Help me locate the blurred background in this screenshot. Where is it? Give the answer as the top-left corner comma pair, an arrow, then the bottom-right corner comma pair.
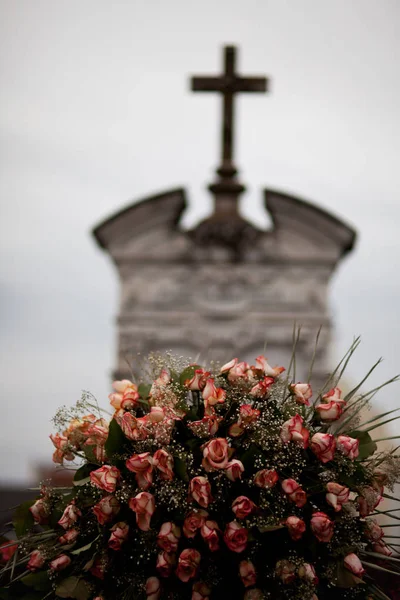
0,0 -> 399,488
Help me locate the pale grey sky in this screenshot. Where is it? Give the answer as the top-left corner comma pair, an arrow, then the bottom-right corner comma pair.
1,0 -> 399,482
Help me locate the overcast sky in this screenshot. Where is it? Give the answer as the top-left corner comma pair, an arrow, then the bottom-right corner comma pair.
1,0 -> 399,483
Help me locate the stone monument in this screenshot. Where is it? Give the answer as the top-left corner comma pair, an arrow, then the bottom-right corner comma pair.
93,46 -> 356,385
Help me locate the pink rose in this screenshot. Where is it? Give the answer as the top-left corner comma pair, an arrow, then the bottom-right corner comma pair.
202,438 -> 230,471
58,502 -> 82,530
289,383 -> 312,406
86,418 -> 109,445
239,560 -> 257,587
27,550 -> 45,571
109,379 -> 139,411
298,563 -> 318,585
310,433 -> 336,463
58,529 -> 79,545
183,509 -> 208,538
148,406 -> 165,423
50,433 -> 74,463
372,540 -> 392,556
200,520 -> 220,552
357,486 -> 382,517
224,521 -> 248,553
153,449 -> 174,481
254,468 -> 278,489
90,465 -> 120,493
255,355 -> 285,377
118,412 -> 149,441
249,376 -> 275,398
157,521 -> 181,553
176,548 -> 201,582
326,482 -> 350,512
146,576 -> 161,600
226,361 -> 250,382
0,542 -> 17,563
364,519 -> 384,542
310,512 -> 334,542
315,400 -> 343,421
90,557 -> 106,579
126,452 -> 154,490
285,516 -> 306,541
202,379 -> 226,408
184,369 -> 210,391
337,435 -> 359,460
189,414 -> 222,437
129,492 -> 155,531
189,476 -> 213,508
156,551 -> 176,578
29,498 -> 50,524
343,553 -> 365,577
281,479 -> 307,508
220,358 -> 238,373
322,387 -> 345,404
192,581 -> 211,600
225,459 -> 244,482
93,495 -> 120,525
280,414 -> 309,449
49,554 -> 71,571
239,404 -> 261,424
275,559 -> 296,584
232,496 -> 256,520
108,521 -> 129,550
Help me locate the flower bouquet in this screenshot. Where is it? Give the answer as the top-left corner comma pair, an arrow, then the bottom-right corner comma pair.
1,343 -> 400,600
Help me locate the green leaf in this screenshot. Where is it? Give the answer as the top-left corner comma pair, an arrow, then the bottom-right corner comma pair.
138,383 -> 151,401
333,563 -> 364,588
347,430 -> 378,460
71,537 -> 98,555
73,463 -> 98,483
12,499 -> 35,538
257,524 -> 284,533
72,476 -> 91,487
174,456 -> 189,482
104,418 -> 126,458
21,571 -> 51,592
55,576 -> 90,600
179,365 -> 202,386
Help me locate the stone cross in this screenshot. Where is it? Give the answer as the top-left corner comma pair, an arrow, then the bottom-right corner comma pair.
191,46 -> 268,188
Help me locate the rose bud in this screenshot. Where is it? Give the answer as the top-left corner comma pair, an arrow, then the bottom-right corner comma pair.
322,387 -> 345,404
86,418 -> 109,446
326,482 -> 350,512
90,464 -> 120,493
364,519 -> 384,542
200,520 -> 220,552
126,452 -> 154,490
156,551 -> 176,578
192,581 -> 211,600
153,449 -> 174,481
239,560 -> 257,588
225,361 -> 250,382
90,557 -> 106,579
281,479 -> 307,508
244,590 -> 264,600
310,512 -> 334,542
357,486 -> 382,517
27,549 -> 45,571
275,559 -> 296,584
93,494 -> 120,525
108,521 -> 129,550
337,435 -> 359,460
202,438 -> 230,471
183,509 -> 208,538
315,400 -> 343,421
176,548 -> 201,583
146,576 -> 161,600
239,404 -> 261,424
232,496 -> 256,520
58,528 -> 79,545
49,554 -> 71,571
310,433 -> 336,463
109,379 -> 139,411
148,406 -> 165,423
228,422 -> 245,437
343,553 -> 365,577
0,541 -> 17,563
202,379 -> 226,408
224,521 -> 248,553
285,516 -> 306,541
254,468 -> 278,489
255,355 -> 285,377
280,414 -> 309,449
157,522 -> 181,553
220,358 -> 238,373
372,540 -> 392,556
185,369 -> 210,391
225,459 -> 244,482
188,476 -> 213,508
189,414 -> 222,437
249,376 -> 275,398
129,492 -> 155,531
58,502 -> 82,530
29,498 -> 49,524
289,383 -> 312,406
298,563 -> 319,585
